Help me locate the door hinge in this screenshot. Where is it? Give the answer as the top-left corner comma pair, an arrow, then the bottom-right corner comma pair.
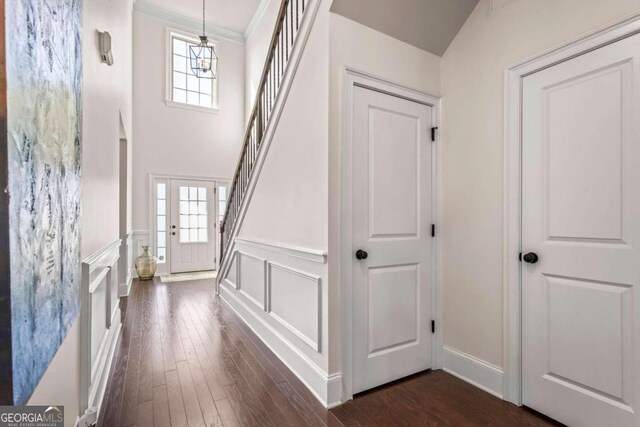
519,252 -> 522,262
431,127 -> 438,142
431,224 -> 435,237
431,320 -> 435,334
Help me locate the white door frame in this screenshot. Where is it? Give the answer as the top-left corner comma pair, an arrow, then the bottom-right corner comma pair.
149,173 -> 230,275
503,11 -> 640,405
339,67 -> 442,402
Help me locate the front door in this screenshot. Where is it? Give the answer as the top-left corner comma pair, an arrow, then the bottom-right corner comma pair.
521,33 -> 640,426
169,179 -> 216,273
352,86 -> 433,394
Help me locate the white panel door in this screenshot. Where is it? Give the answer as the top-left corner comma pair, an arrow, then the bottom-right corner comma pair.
352,86 -> 433,394
522,33 -> 640,427
169,179 -> 216,273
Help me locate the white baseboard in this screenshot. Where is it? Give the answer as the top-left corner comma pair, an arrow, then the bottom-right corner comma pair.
442,346 -> 504,399
220,286 -> 340,408
120,274 -> 133,297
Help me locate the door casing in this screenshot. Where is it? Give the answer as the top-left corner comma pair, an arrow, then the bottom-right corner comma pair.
339,68 -> 442,402
503,11 -> 640,405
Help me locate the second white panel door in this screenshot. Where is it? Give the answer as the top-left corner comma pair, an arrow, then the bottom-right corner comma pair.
169,179 -> 216,273
521,33 -> 640,427
352,86 -> 433,394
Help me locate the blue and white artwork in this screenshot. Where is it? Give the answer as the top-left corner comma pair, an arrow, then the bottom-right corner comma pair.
6,0 -> 83,405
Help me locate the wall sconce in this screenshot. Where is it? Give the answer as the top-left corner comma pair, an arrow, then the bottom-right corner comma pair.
99,31 -> 114,66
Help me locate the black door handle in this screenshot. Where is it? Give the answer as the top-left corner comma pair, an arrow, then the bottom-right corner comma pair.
171,232 -> 176,236
355,250 -> 368,260
522,252 -> 539,264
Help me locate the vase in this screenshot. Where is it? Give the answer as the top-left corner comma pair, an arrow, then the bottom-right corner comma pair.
135,246 -> 158,280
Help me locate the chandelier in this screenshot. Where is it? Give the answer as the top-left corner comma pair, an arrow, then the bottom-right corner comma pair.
190,0 -> 218,79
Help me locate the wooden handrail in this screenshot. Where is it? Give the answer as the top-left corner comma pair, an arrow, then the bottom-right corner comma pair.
220,0 -> 307,261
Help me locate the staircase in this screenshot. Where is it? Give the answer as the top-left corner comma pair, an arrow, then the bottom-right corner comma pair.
220,0 -> 310,263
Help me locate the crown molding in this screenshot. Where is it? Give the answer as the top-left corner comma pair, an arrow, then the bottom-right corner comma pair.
244,0 -> 272,40
133,1 -> 245,43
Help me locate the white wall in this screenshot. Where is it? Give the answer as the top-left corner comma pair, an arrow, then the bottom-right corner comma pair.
327,13 -> 441,375
440,0 -> 640,369
244,0 -> 281,121
132,12 -> 246,235
27,0 -> 134,424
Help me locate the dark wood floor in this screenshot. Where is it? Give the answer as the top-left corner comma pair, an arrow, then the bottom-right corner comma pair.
99,278 -> 561,427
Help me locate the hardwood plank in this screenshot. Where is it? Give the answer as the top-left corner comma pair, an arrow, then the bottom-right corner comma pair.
157,283 -> 180,370
181,333 -> 223,426
216,304 -> 341,426
152,385 -> 171,427
223,382 -> 274,427
138,283 -> 154,403
176,360 -> 206,427
192,342 -> 231,401
150,286 -> 166,386
136,400 -> 153,427
122,285 -> 147,425
277,381 -> 326,427
166,369 -> 188,427
99,348 -> 128,427
214,399 -> 241,427
229,342 -> 310,426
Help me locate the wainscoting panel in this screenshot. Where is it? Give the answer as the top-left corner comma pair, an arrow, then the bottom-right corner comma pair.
219,238 -> 339,407
268,262 -> 321,351
80,240 -> 123,416
238,252 -> 267,309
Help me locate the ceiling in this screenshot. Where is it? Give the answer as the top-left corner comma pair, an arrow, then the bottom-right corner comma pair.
330,0 -> 479,56
140,0 -> 264,34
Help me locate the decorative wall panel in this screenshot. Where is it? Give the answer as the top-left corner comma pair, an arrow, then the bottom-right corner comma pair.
6,0 -> 83,405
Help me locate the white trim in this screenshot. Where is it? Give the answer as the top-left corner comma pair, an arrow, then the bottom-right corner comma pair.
164,99 -> 219,114
216,0 -> 323,283
503,11 -> 640,405
133,1 -> 245,43
220,286 -> 340,407
338,67 -> 442,402
443,346 -> 504,399
244,0 -> 272,40
234,237 -> 327,264
80,240 -> 123,421
119,233 -> 133,296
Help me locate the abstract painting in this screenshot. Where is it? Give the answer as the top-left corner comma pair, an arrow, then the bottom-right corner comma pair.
6,0 -> 83,405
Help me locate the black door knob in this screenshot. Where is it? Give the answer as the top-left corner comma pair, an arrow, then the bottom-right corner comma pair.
355,250 -> 368,260
522,252 -> 539,264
